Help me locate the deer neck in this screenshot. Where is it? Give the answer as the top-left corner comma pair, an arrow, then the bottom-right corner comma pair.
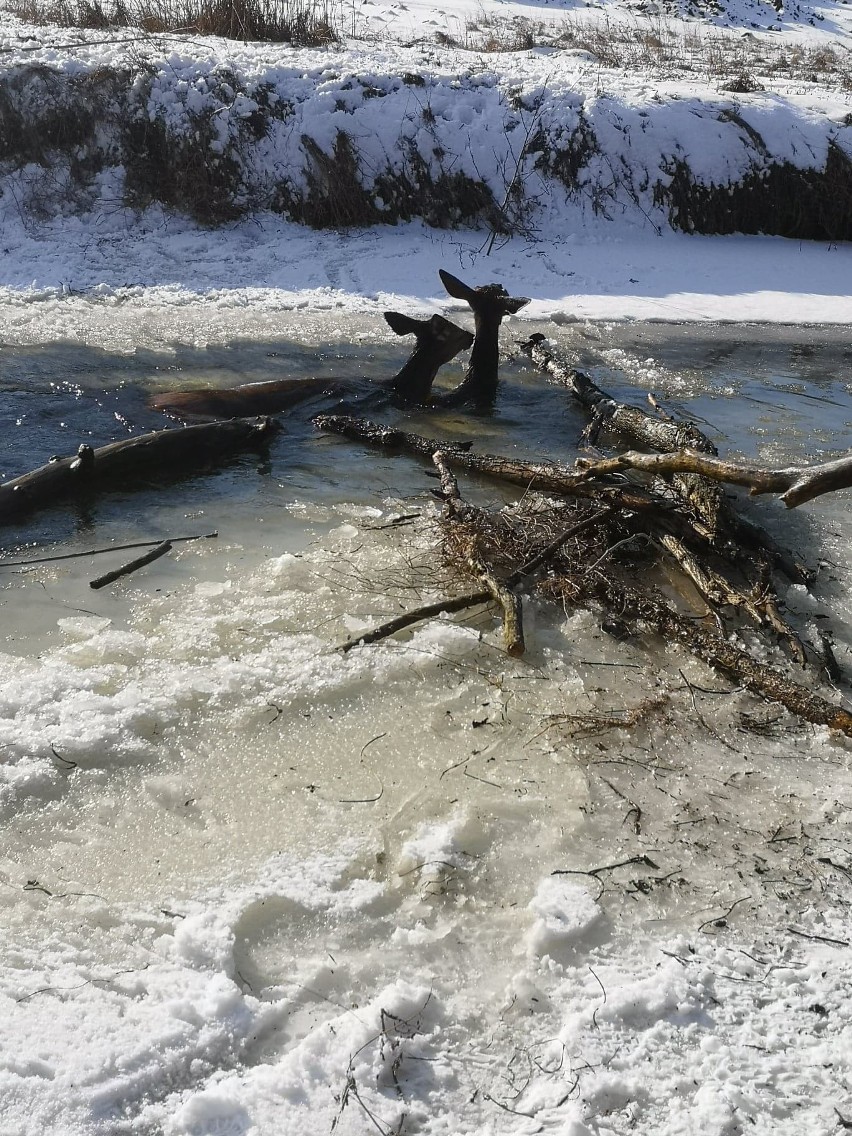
441,314 -> 502,406
469,314 -> 501,380
388,342 -> 442,404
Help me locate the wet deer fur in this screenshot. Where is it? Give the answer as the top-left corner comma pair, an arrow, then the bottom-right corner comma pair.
436,270 -> 530,408
151,312 -> 473,420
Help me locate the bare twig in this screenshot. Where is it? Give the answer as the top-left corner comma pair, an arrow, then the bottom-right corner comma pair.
338,734 -> 387,803
89,541 -> 173,589
697,895 -> 751,933
554,854 -> 660,879
1,531 -> 217,569
588,965 -> 607,1029
50,745 -> 77,770
338,778 -> 384,805
339,590 -> 492,652
678,669 -> 742,754
787,927 -> 850,947
463,767 -> 504,789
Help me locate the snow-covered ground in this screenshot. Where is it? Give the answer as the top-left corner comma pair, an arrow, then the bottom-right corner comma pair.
2,215 -> 851,346
2,0 -> 852,306
2,0 -> 852,1133
3,468 -> 852,1136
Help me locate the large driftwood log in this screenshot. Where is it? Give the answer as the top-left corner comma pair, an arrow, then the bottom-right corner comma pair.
520,334 -> 724,538
0,418 -> 278,524
313,414 -> 656,510
520,334 -> 717,455
578,449 -> 852,509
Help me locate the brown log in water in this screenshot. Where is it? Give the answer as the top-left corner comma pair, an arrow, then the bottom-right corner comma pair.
0,417 -> 278,524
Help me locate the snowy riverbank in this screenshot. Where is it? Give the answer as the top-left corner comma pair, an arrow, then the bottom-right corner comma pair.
2,0 -> 852,241
1,215 -> 851,347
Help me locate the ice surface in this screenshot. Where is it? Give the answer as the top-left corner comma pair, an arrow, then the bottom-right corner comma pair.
1,469 -> 851,1133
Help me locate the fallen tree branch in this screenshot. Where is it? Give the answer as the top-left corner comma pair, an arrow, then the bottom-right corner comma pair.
520,334 -> 717,456
432,450 -> 462,504
0,418 -> 278,525
0,531 -> 218,569
551,572 -> 852,737
658,533 -> 806,663
89,540 -> 172,589
471,554 -> 525,657
316,414 -> 585,492
314,414 -> 656,510
577,448 -> 852,508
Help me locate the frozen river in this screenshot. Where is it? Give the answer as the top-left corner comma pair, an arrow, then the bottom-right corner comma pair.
1,316 -> 852,1136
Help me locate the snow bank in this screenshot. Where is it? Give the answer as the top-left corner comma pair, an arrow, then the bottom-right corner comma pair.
1,17 -> 850,239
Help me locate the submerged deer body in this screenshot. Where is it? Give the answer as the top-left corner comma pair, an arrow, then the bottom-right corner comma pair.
150,376 -> 338,420
151,312 -> 473,421
436,270 -> 530,408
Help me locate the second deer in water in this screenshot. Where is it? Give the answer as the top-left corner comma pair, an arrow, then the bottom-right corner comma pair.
151,311 -> 473,420
436,270 -> 530,408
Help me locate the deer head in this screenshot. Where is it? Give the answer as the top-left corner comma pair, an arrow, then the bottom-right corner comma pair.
384,311 -> 474,403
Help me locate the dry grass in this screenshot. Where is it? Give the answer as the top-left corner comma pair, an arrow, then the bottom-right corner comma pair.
446,10 -> 852,91
6,0 -> 339,43
6,0 -> 849,88
559,17 -> 852,90
462,13 -> 544,53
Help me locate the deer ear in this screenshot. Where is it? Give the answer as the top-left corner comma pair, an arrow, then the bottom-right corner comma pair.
439,270 -> 477,303
504,296 -> 531,314
384,311 -> 424,337
430,315 -> 474,348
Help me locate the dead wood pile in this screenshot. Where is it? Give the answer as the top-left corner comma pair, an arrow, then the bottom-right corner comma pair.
315,336 -> 852,738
